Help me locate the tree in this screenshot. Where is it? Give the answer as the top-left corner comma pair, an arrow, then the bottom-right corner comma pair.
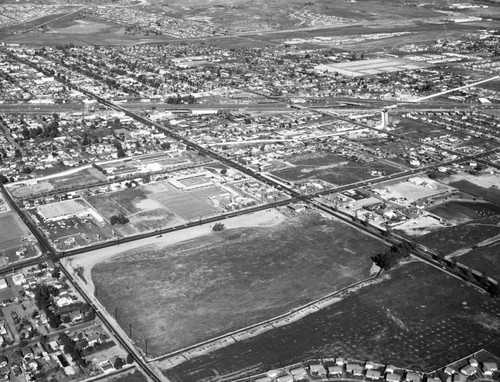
58,333 -> 87,368
449,257 -> 458,269
14,149 -> 22,158
126,353 -> 134,364
463,267 -> 474,282
113,357 -> 124,370
487,283 -> 500,298
371,252 -> 398,271
19,339 -> 29,348
212,222 -> 225,232
51,268 -> 61,279
0,175 -> 8,184
82,134 -> 91,146
110,215 -> 129,225
62,315 -> 71,324
34,284 -> 62,329
117,147 -> 126,158
371,242 -> 413,271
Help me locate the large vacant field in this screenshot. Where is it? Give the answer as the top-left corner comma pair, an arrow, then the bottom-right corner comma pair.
272,152 -> 400,187
48,16 -> 122,34
0,212 -> 27,244
92,211 -> 385,357
164,262 -> 500,382
317,58 -> 426,77
0,211 -> 40,264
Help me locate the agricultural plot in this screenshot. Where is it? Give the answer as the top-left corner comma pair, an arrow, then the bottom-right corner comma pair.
449,179 -> 500,206
458,242 -> 500,278
110,369 -> 148,382
393,118 -> 447,138
415,215 -> 500,255
430,200 -> 500,224
92,211 -> 385,357
164,262 -> 500,382
395,118 -> 497,153
271,152 -> 401,188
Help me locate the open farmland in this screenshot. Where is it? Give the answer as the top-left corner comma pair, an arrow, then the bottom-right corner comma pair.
111,369 -> 148,382
458,241 -> 500,277
396,118 -> 497,154
272,152 -> 401,187
430,200 -> 500,224
414,215 -> 500,255
450,179 -> 500,206
92,210 -> 385,357
163,262 -> 500,382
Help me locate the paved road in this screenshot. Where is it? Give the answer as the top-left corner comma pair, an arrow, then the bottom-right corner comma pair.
60,260 -> 167,382
0,185 -> 166,382
412,76 -> 500,103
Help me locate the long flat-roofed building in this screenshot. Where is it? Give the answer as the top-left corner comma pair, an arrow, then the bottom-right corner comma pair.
37,199 -> 104,223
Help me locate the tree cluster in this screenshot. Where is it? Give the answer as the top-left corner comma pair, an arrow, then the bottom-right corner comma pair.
166,94 -> 196,104
34,284 -> 61,329
58,333 -> 89,369
113,140 -> 126,158
371,242 -> 415,271
110,215 -> 130,225
212,222 -> 226,232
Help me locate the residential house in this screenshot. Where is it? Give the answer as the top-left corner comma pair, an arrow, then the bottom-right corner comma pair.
290,367 -> 308,380
405,371 -> 422,382
366,370 -> 382,380
482,362 -> 498,376
309,364 -> 327,377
